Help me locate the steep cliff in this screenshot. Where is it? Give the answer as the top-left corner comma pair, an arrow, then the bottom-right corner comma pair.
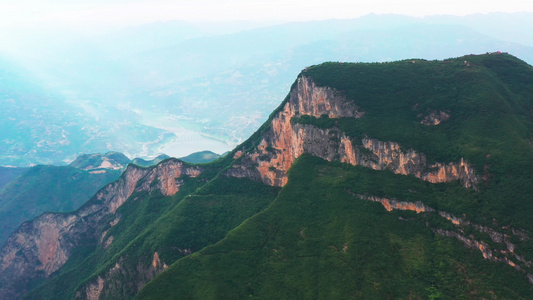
0,159 -> 202,300
228,75 -> 479,189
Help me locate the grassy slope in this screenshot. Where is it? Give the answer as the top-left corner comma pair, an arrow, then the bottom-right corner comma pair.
137,155 -> 533,299
0,165 -> 121,245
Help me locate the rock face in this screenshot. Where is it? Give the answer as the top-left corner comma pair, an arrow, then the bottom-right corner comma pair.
227,76 -> 364,186
358,195 -> 434,214
420,110 -> 451,125
0,159 -> 201,300
76,252 -> 168,300
228,76 -> 479,189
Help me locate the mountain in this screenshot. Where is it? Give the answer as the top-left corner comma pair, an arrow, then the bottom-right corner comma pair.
178,150 -> 222,164
136,53 -> 533,299
132,152 -> 222,166
1,53 -> 533,299
131,154 -> 171,167
68,152 -> 131,171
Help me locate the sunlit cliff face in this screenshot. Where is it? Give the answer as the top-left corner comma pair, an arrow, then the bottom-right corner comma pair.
228,76 -> 479,189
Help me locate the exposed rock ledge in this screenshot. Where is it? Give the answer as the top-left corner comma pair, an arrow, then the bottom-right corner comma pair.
227,76 -> 478,189
356,193 -> 533,284
420,110 -> 451,125
0,159 -> 201,300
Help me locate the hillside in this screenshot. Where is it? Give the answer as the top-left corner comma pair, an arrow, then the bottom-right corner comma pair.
138,155 -> 532,299
1,53 -> 532,299
139,53 -> 533,298
131,154 -> 171,167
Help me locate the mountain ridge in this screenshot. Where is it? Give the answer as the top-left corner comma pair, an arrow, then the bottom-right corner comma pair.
1,52 -> 532,299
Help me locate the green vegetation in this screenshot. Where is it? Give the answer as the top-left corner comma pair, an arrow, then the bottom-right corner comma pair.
303,54 -> 533,164
293,54 -> 533,231
137,155 -> 533,299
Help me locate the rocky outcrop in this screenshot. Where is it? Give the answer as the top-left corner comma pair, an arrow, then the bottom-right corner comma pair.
433,227 -> 532,274
0,159 -> 201,300
76,252 -> 168,300
69,152 -> 131,172
292,76 -> 365,118
359,139 -> 478,189
228,76 -> 478,189
420,110 -> 450,125
227,75 -> 363,186
358,195 -> 434,213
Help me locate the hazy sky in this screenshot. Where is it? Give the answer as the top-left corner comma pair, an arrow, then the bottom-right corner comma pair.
2,0 -> 533,30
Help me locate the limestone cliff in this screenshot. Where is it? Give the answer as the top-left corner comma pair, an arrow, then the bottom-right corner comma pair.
227,76 -> 479,189
0,159 -> 201,300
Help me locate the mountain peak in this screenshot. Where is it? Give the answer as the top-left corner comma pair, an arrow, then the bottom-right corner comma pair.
69,152 -> 131,171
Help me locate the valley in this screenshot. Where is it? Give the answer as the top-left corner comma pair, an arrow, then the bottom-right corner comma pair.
136,111 -> 234,158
